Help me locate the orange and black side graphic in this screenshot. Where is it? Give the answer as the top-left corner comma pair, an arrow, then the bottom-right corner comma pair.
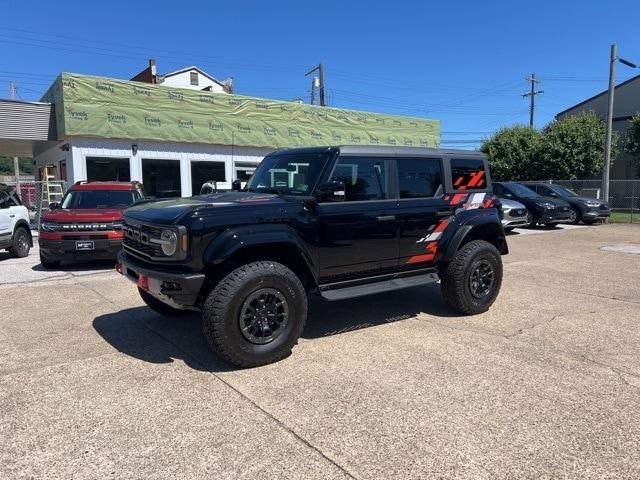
405,190 -> 498,265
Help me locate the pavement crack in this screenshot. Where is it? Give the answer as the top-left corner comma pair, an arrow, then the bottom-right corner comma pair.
505,315 -> 561,338
77,279 -> 360,480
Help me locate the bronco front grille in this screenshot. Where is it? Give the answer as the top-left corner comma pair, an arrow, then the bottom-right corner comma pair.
123,222 -> 165,259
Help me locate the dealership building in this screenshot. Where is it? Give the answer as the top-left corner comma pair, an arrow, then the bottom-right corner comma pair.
1,70 -> 440,199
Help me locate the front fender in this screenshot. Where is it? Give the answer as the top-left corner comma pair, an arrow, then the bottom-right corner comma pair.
203,223 -> 316,272
441,210 -> 508,263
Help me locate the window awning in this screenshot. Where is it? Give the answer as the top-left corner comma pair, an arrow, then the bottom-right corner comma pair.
0,100 -> 59,156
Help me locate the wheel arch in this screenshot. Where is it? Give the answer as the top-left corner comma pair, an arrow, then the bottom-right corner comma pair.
13,219 -> 33,246
443,219 -> 508,263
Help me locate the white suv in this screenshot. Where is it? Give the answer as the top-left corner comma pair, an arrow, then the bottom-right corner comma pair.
0,185 -> 32,258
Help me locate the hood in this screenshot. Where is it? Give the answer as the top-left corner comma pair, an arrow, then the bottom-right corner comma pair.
124,192 -> 292,224
566,196 -> 605,205
537,196 -> 571,207
500,198 -> 526,210
42,208 -> 124,223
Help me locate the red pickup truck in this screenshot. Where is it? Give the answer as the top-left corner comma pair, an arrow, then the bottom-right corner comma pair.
39,181 -> 145,268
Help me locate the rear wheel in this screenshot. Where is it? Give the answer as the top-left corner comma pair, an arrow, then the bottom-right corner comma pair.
440,240 -> 503,315
138,287 -> 188,316
202,261 -> 307,368
39,253 -> 60,269
9,227 -> 30,258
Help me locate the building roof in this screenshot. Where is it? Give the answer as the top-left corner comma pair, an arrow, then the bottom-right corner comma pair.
39,73 -> 440,150
556,73 -> 640,117
160,66 -> 226,87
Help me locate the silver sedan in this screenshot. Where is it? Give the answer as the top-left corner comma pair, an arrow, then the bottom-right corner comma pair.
500,198 -> 529,231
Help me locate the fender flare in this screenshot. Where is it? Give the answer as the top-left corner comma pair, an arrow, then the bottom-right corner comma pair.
203,224 -> 318,281
441,213 -> 507,263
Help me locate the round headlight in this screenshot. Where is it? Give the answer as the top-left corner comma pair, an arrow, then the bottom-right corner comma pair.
160,229 -> 178,256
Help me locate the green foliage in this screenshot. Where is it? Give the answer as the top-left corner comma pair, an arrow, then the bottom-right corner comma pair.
480,125 -> 542,180
481,111 -> 617,180
538,111 -> 617,180
0,157 -> 34,176
624,113 -> 640,172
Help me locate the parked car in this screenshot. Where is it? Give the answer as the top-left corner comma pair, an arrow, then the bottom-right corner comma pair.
493,182 -> 572,227
116,146 -> 508,367
500,198 -> 529,231
39,181 -> 145,268
523,182 -> 610,224
0,184 -> 32,258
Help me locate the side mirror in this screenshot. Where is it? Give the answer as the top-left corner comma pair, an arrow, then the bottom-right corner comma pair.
548,192 -> 558,198
49,202 -> 59,209
231,179 -> 242,191
316,181 -> 346,202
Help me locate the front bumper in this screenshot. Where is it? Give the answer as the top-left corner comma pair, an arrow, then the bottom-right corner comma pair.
39,237 -> 122,261
583,207 -> 611,220
116,250 -> 205,310
502,217 -> 528,228
538,209 -> 572,224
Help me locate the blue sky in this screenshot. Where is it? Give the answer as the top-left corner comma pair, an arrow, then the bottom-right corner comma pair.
1,0 -> 639,149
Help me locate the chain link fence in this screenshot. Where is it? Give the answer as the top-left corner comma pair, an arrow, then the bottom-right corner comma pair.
534,179 -> 640,223
4,180 -> 67,229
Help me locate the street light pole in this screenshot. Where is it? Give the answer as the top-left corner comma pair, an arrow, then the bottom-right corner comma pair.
603,45 -> 617,203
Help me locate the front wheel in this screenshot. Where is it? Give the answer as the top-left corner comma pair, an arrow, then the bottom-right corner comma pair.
526,211 -> 538,228
9,227 -> 30,258
202,261 -> 307,368
440,240 -> 503,315
569,207 -> 581,224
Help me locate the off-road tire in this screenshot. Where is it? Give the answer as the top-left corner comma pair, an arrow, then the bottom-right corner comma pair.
440,240 -> 503,315
39,253 -> 60,269
9,227 -> 30,258
138,287 -> 188,316
202,261 -> 307,368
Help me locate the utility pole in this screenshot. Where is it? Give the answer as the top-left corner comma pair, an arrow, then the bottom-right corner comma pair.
9,81 -> 21,197
603,45 -> 617,204
603,44 -> 637,203
305,63 -> 325,106
522,73 -> 543,128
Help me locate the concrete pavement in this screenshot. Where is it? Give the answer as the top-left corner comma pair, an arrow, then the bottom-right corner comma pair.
1,224 -> 639,479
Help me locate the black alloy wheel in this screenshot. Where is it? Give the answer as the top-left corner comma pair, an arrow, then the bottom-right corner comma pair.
469,259 -> 494,299
239,288 -> 289,345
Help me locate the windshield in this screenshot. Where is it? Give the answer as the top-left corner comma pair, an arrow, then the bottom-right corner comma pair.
550,185 -> 578,197
507,183 -> 538,198
61,190 -> 137,209
246,153 -> 330,195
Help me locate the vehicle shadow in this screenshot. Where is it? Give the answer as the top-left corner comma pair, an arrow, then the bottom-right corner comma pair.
93,283 -> 458,371
31,259 -> 116,272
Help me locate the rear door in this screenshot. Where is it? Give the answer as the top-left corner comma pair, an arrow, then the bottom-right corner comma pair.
395,157 -> 450,266
316,156 -> 399,280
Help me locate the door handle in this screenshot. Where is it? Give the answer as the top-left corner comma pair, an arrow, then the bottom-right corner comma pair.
376,215 -> 396,222
9,214 -> 15,218
436,208 -> 455,217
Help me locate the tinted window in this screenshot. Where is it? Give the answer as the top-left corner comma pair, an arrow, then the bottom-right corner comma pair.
331,157 -> 389,201
0,189 -> 20,208
61,190 -> 137,209
247,153 -> 329,195
397,158 -> 442,199
451,158 -> 487,190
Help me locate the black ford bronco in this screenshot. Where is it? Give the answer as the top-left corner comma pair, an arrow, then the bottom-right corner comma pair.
116,146 -> 507,367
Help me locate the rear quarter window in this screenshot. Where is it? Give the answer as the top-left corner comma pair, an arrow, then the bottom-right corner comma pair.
451,158 -> 487,190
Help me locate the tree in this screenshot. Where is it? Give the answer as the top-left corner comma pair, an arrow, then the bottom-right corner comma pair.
480,125 -> 542,180
0,157 -> 34,176
624,113 -> 640,174
537,111 -> 617,180
481,111 -> 617,181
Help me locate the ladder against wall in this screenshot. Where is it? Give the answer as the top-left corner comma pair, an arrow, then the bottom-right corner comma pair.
37,166 -> 64,228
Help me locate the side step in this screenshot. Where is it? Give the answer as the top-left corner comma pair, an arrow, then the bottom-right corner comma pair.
320,270 -> 439,301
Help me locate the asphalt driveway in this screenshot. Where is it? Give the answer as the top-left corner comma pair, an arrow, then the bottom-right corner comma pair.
1,224 -> 639,479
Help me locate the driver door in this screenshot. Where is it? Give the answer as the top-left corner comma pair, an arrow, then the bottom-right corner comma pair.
316,156 -> 399,280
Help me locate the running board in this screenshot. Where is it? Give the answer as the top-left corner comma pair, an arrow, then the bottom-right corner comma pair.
320,270 -> 439,301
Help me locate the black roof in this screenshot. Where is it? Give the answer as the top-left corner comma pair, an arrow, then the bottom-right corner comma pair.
270,145 -> 486,158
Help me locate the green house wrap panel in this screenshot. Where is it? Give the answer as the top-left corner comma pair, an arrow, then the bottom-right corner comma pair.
41,73 -> 440,148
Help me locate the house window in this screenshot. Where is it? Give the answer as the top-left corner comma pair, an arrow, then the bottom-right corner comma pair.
190,71 -> 198,86
191,161 -> 226,194
142,159 -> 182,198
